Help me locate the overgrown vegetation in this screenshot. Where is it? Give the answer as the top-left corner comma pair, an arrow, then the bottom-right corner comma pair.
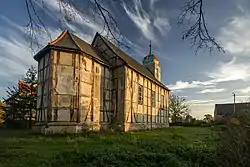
215,111 -> 250,167
1,116 -> 250,167
0,127 -> 216,167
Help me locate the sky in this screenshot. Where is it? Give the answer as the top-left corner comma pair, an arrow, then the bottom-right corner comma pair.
1,0 -> 250,119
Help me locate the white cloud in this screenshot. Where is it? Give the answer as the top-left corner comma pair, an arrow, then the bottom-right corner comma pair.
188,99 -> 215,105
167,81 -> 198,90
198,88 -> 226,94
218,14 -> 250,56
207,57 -> 250,83
41,0 -> 105,41
168,56 -> 250,109
153,16 -> 171,36
167,80 -> 215,90
123,0 -> 153,41
235,86 -> 250,94
190,105 -> 214,119
122,0 -> 170,43
149,0 -> 160,9
0,16 -> 62,97
237,4 -> 246,14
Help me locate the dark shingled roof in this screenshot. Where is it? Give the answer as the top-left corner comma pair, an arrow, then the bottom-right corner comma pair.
34,30 -> 110,66
34,30 -> 170,90
70,33 -> 110,65
215,103 -> 250,115
97,34 -> 170,90
51,30 -> 79,50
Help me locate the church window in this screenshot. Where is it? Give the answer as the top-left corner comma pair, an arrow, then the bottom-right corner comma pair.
138,85 -> 143,105
151,91 -> 156,107
160,95 -> 164,109
156,68 -> 159,78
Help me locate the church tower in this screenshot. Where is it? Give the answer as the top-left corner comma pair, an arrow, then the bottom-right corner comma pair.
142,41 -> 161,81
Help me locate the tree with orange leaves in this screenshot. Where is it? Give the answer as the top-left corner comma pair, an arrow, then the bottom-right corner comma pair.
4,66 -> 37,128
0,101 -> 5,124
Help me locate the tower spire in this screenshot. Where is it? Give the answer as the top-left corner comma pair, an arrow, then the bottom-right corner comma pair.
149,40 -> 152,55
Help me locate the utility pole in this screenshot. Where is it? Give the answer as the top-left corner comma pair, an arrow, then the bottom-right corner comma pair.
232,92 -> 236,114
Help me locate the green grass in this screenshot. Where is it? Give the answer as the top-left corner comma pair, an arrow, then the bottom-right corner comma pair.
0,127 -> 216,167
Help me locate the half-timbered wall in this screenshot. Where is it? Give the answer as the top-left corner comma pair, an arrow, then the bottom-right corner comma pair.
124,67 -> 169,131
92,36 -> 126,129
34,31 -> 170,133
50,50 -> 80,123
79,53 -> 112,129
36,49 -> 112,130
36,52 -> 51,122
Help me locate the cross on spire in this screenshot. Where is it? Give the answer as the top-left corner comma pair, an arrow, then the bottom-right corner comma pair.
149,40 -> 152,55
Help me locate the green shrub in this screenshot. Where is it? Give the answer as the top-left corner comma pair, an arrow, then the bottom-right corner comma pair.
0,127 -> 216,167
44,145 -> 215,167
180,120 -> 209,127
215,111 -> 250,167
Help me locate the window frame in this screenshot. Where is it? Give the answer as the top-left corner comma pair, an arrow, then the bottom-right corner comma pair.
151,91 -> 156,108
160,95 -> 164,109
156,68 -> 159,79
138,84 -> 143,105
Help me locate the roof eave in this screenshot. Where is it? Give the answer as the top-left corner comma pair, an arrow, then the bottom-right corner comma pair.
97,34 -> 170,91
33,45 -> 50,61
127,65 -> 170,91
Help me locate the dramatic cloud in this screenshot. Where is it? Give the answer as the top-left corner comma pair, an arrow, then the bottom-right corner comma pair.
218,14 -> 250,56
188,99 -> 214,105
0,16 -> 62,97
197,88 -> 226,94
41,0 -> 100,42
235,86 -> 250,94
169,56 -> 250,96
207,57 -> 250,83
122,0 -> 170,43
153,16 -> 171,36
167,80 -> 215,91
2,0 -> 250,119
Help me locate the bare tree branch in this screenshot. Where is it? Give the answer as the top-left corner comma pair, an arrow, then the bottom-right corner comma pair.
178,0 -> 225,54
24,0 -> 222,54
24,0 -> 129,52
24,0 -> 52,52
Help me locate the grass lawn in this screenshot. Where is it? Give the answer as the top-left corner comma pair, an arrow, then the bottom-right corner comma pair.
0,127 -> 217,167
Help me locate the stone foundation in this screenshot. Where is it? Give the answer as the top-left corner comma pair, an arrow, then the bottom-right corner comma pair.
124,123 -> 169,132
32,122 -> 169,134
32,122 -> 100,134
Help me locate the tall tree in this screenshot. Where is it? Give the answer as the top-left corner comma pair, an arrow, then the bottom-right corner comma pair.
0,101 -> 5,124
4,86 -> 27,126
184,114 -> 193,123
22,66 -> 38,128
169,94 -> 191,123
24,0 -> 223,54
4,66 -> 38,128
203,114 -> 213,123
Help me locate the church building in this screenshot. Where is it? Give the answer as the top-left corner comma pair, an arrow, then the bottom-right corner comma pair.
33,30 -> 170,133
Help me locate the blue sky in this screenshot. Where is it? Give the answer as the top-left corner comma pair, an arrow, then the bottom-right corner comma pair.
1,0 -> 250,119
